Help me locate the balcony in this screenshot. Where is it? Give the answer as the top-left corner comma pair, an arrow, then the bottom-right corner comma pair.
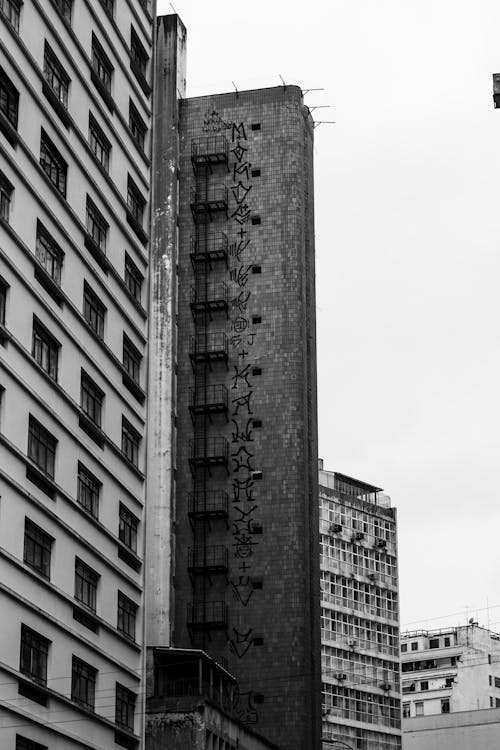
190,232 -> 228,267
190,282 -> 228,317
189,332 -> 228,368
189,437 -> 229,473
189,384 -> 228,420
190,184 -> 227,220
188,545 -> 228,578
191,135 -> 228,169
187,600 -> 228,632
188,490 -> 229,523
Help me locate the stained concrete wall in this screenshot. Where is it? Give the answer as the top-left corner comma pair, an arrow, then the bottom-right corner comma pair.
403,707 -> 500,750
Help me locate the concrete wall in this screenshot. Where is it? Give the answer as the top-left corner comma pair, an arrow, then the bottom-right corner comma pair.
403,707 -> 500,750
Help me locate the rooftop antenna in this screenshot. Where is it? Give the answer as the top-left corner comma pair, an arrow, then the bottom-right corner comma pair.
308,105 -> 331,112
232,81 -> 239,99
302,88 -> 325,96
169,2 -> 177,12
313,121 -> 336,128
279,74 -> 286,90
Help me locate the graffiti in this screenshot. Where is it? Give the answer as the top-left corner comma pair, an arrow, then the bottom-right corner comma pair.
228,627 -> 255,658
202,109 -> 232,132
230,290 -> 251,313
232,476 -> 254,503
232,316 -> 249,333
233,161 -> 251,181
230,203 -> 252,224
232,122 -> 247,141
231,418 -> 253,443
232,689 -> 259,724
231,181 -> 252,204
233,504 -> 258,534
232,365 -> 251,389
229,238 -> 251,261
233,532 -> 257,559
231,142 -> 248,163
232,391 -> 253,416
231,445 -> 255,473
230,577 -> 254,607
230,264 -> 253,287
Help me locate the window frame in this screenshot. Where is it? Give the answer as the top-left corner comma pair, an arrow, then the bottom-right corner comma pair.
119,503 -> 138,552
35,221 -> 64,285
124,254 -> 143,303
80,370 -> 104,427
127,175 -> 146,226
86,196 -> 108,252
0,65 -> 19,128
74,557 -> 99,613
43,42 -> 70,108
28,415 -> 57,478
77,462 -> 101,519
16,736 -> 48,750
91,34 -> 113,95
121,417 -> 141,467
32,317 -> 59,381
117,591 -> 137,640
115,682 -> 136,731
0,0 -> 22,33
130,27 -> 148,79
71,655 -> 97,712
98,0 -> 114,15
0,277 -> 7,325
40,129 -> 67,197
123,334 -> 142,384
20,624 -> 50,686
53,0 -> 72,23
129,100 -> 146,151
23,517 -> 53,579
88,113 -> 111,173
83,282 -> 106,339
0,170 -> 14,222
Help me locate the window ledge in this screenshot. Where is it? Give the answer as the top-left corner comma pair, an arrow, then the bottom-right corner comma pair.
130,60 -> 151,97
126,210 -> 148,246
73,603 -> 100,633
90,69 -> 115,112
42,79 -> 71,129
122,371 -> 146,405
117,543 -> 142,572
18,677 -> 49,707
84,232 -> 110,274
26,463 -> 57,499
115,729 -> 139,749
78,411 -> 105,449
0,110 -> 19,147
0,322 -> 11,347
34,263 -> 64,307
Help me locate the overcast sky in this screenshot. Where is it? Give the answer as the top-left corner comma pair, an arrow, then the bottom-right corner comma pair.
157,0 -> 500,632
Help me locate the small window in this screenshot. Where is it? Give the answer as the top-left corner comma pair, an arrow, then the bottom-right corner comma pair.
445,677 -> 454,688
35,222 -> 63,285
80,371 -> 104,427
86,197 -> 108,252
125,254 -> 143,302
91,34 -> 113,95
252,471 -> 263,480
23,518 -> 53,578
40,130 -> 67,197
77,462 -> 101,518
252,315 -> 261,324
252,265 -> 261,274
119,503 -> 138,552
441,698 -> 450,713
129,100 -> 146,151
122,417 -> 141,467
402,703 -> 411,718
20,625 -> 50,685
1,0 -> 21,33
495,676 -> 500,688
411,642 -> 418,651
16,736 -> 48,750
252,367 -> 262,376
28,416 -> 57,478
116,682 -> 136,731
0,65 -> 19,129
251,123 -> 261,131
32,318 -> 59,381
496,697 -> 500,708
89,114 -> 111,173
0,277 -> 8,326
127,175 -> 146,227
251,169 -> 261,177
489,675 -> 493,686
251,216 -> 261,225
130,27 -> 148,80
43,42 -> 70,108
252,419 -> 262,428
415,701 -> 424,716
123,334 -> 141,384
74,557 -> 99,612
444,636 -> 451,647
429,638 -> 439,649
0,170 -> 14,222
83,282 -> 106,339
117,591 -> 137,640
401,643 -> 408,653
54,0 -> 72,22
71,656 -> 97,711
420,681 -> 428,691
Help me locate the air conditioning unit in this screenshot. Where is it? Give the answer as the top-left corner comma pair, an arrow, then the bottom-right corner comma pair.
376,539 -> 387,548
367,572 -> 376,580
335,673 -> 347,681
380,682 -> 391,691
353,531 -> 364,541
347,639 -> 356,648
329,523 -> 342,534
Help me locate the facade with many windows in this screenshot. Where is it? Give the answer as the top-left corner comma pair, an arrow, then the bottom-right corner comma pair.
0,1 -> 152,748
319,462 -> 402,750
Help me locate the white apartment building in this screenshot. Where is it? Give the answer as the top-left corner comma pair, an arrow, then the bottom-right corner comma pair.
401,623 -> 500,720
0,1 -> 152,748
319,462 -> 402,750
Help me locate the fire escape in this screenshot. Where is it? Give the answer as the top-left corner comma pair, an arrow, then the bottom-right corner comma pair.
187,135 -> 230,648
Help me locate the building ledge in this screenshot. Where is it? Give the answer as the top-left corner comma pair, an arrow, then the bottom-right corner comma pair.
0,110 -> 19,147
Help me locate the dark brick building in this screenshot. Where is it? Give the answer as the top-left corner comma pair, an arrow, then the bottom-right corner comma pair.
170,86 -> 321,749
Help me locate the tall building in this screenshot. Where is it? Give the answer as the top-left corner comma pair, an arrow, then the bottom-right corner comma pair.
0,1 -> 152,749
318,462 -> 402,750
401,623 -> 500,719
167,85 -> 321,750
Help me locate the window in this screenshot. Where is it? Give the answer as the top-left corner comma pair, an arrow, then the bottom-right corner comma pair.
251,123 -> 261,131
429,638 -> 439,649
251,168 -> 261,177
130,27 -> 148,79
71,656 -> 97,711
75,558 -> 99,612
123,335 -> 141,384
86,197 -> 108,252
54,0 -> 72,22
0,277 -> 7,325
35,222 -> 63,285
16,737 -> 47,750
28,416 -> 56,478
420,681 -> 428,691
89,113 -> 111,172
20,625 -> 49,685
119,504 -> 138,552
83,282 -> 106,339
117,592 -> 137,640
444,636 -> 451,647
495,676 -> 500,688
127,176 -> 146,226
402,703 -> 410,718
496,697 -> 500,708
77,463 -> 101,518
441,698 -> 450,713
415,701 -> 424,716
40,130 -> 67,197
445,677 -> 454,688
0,170 -> 13,222
43,43 -> 70,108
0,0 -> 21,32
411,642 -> 418,651
91,35 -> 113,95
401,643 -> 407,653
23,518 -> 52,578
121,418 -> 140,467
125,254 -> 143,303
0,65 -> 19,128
129,100 -> 146,151
251,216 -> 261,225
32,319 -> 59,381
116,683 -> 136,731
98,0 -> 114,15
80,371 -> 104,427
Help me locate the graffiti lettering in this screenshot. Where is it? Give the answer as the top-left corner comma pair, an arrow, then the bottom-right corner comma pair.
228,627 -> 255,658
232,391 -> 253,416
232,690 -> 259,725
203,109 -> 232,132
230,290 -> 251,314
232,122 -> 247,141
230,264 -> 253,287
231,203 -> 252,224
232,316 -> 249,334
233,504 -> 258,535
233,161 -> 251,182
231,181 -> 252,205
232,476 -> 254,503
231,418 -> 253,443
232,364 -> 251,389
231,445 -> 255,473
233,532 -> 257,558
230,577 -> 254,607
231,142 -> 248,163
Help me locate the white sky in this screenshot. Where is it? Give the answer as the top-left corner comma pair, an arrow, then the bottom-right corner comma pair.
157,0 -> 500,632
